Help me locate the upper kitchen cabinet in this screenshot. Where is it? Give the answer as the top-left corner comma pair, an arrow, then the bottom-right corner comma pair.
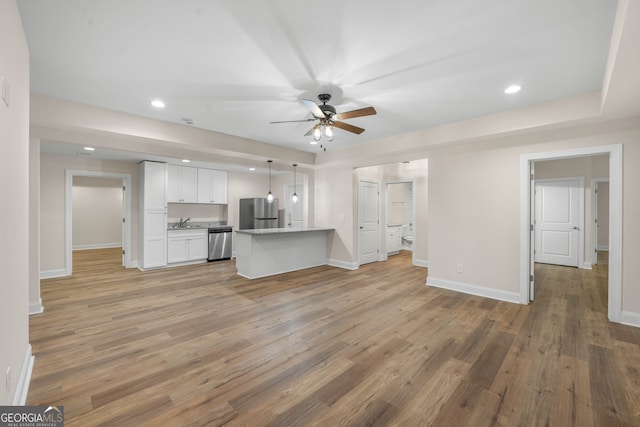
142,161 -> 168,210
197,168 -> 228,204
168,165 -> 197,203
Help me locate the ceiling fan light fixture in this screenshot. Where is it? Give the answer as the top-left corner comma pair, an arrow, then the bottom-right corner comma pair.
324,124 -> 334,139
312,125 -> 322,141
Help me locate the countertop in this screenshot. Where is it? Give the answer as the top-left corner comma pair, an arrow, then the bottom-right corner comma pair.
235,227 -> 334,235
167,221 -> 231,230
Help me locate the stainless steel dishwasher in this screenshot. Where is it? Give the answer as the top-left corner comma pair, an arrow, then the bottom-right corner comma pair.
208,227 -> 232,261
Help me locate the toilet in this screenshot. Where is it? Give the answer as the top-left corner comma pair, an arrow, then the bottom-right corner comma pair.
401,225 -> 413,250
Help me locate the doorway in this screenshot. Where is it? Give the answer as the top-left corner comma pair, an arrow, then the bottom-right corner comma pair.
384,180 -> 416,265
65,170 -> 132,275
591,179 -> 610,265
520,144 -> 622,322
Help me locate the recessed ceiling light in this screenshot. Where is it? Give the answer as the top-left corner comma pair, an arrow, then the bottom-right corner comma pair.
249,167 -> 255,171
151,99 -> 165,108
182,159 -> 190,163
504,85 -> 522,94
83,146 -> 95,151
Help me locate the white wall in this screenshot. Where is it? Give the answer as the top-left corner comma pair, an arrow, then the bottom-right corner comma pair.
0,0 -> 31,405
72,176 -> 123,249
426,123 -> 640,316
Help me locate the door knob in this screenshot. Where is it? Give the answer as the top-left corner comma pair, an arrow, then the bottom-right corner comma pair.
360,226 -> 364,229
573,226 -> 579,230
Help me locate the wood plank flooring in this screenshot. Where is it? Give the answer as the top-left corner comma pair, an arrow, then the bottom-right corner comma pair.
28,249 -> 640,426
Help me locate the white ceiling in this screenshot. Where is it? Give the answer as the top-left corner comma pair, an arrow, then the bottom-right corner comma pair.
19,0 -> 618,154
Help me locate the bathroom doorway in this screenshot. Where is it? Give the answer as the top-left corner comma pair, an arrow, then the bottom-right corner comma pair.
385,180 -> 415,264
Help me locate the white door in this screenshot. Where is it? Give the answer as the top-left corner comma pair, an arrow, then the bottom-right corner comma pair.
534,178 -> 581,267
358,180 -> 379,265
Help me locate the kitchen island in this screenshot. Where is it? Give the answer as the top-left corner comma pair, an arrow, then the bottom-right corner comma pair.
235,227 -> 334,279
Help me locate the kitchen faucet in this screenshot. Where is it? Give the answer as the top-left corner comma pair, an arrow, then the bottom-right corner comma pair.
178,217 -> 191,227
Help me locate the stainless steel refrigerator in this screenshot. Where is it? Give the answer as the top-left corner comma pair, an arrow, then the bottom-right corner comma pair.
239,198 -> 279,229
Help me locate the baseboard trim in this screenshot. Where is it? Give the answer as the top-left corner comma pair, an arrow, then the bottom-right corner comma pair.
581,262 -> 592,270
40,268 -> 68,279
73,243 -> 122,251
13,344 -> 34,405
597,245 -> 609,251
130,260 -> 139,269
29,299 -> 44,315
426,277 -> 521,304
328,259 -> 359,270
620,311 -> 640,328
414,259 -> 428,268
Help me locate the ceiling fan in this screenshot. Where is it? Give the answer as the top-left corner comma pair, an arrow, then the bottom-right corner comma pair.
270,94 -> 376,148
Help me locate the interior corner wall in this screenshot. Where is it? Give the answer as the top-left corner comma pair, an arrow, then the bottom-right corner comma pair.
314,165 -> 355,266
427,122 -> 640,318
0,0 -> 31,404
39,154 -> 140,275
29,138 -> 42,314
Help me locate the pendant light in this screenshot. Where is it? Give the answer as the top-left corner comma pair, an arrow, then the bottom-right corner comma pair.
292,164 -> 298,204
266,160 -> 274,203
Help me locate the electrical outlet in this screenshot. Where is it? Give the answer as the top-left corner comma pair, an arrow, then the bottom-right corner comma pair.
5,367 -> 11,393
456,264 -> 463,273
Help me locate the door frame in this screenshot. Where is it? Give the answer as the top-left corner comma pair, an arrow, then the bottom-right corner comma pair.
382,179 -> 417,265
591,178 -> 610,265
534,176 -> 585,268
519,144 -> 622,323
65,170 -> 132,275
358,179 -> 379,266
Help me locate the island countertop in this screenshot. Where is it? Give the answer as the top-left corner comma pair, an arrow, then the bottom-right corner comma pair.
235,227 -> 334,279
235,227 -> 334,235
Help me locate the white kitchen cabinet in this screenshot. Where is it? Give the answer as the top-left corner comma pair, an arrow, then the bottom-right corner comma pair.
167,165 -> 197,203
167,229 -> 208,263
139,161 -> 168,269
197,168 -> 228,204
387,227 -> 402,255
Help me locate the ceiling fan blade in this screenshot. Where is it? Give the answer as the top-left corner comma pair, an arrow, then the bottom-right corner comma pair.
302,99 -> 326,119
304,126 -> 315,137
270,118 -> 316,124
334,106 -> 377,120
333,121 -> 365,134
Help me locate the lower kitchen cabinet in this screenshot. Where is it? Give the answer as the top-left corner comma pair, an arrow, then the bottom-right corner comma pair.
167,229 -> 208,263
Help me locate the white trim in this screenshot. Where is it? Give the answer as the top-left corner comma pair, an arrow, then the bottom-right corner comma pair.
591,178 -> 610,265
582,262 -> 593,270
414,259 -> 429,268
13,344 -> 34,405
167,259 -> 208,268
29,298 -> 44,315
40,268 -> 68,279
520,144 -> 623,322
620,311 -> 640,328
328,259 -> 359,270
358,179 -> 380,266
72,243 -> 122,251
426,277 -> 521,304
66,170 -> 132,276
534,176 -> 586,269
130,260 -> 139,269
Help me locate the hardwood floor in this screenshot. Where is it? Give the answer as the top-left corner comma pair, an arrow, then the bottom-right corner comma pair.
28,249 -> 640,426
